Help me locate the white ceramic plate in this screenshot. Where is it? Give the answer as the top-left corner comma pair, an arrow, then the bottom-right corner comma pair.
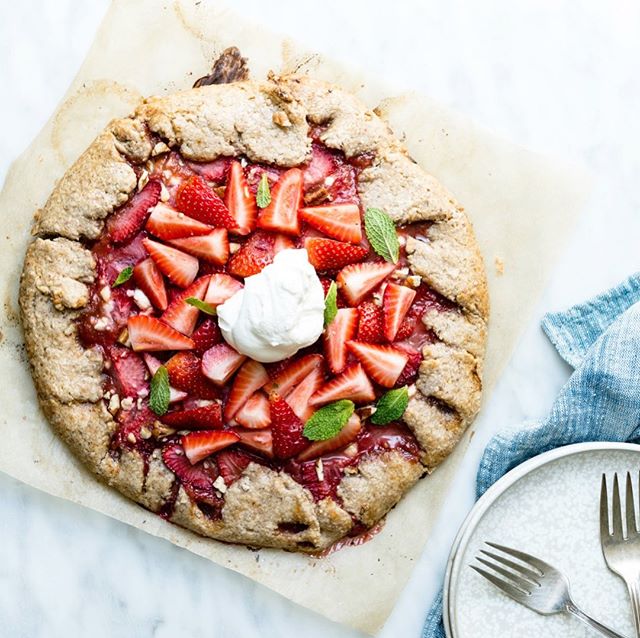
444,443 -> 640,638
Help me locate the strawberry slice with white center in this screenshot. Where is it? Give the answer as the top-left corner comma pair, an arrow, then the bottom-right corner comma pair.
225,160 -> 257,235
161,276 -> 210,336
285,367 -> 324,421
309,364 -> 375,406
201,343 -> 246,385
235,428 -> 274,458
264,353 -> 324,396
107,179 -> 161,244
142,238 -> 199,288
346,341 -> 409,388
142,353 -> 187,403
299,203 -> 362,243
269,395 -> 309,459
108,346 -> 149,398
324,307 -> 358,375
257,168 -> 303,235
204,273 -> 243,306
182,430 -> 240,464
336,261 -> 396,306
169,229 -> 229,265
161,403 -> 223,430
145,202 -> 213,240
166,352 -> 219,399
224,360 -> 269,421
304,237 -> 368,271
128,315 -> 195,352
297,413 -> 362,462
235,392 -> 271,429
133,257 -> 168,311
383,283 -> 417,341
175,175 -> 236,228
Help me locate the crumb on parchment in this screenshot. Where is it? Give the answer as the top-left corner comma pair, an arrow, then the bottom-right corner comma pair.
494,256 -> 505,276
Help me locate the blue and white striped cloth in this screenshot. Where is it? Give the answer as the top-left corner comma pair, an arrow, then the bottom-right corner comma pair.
423,273 -> 640,637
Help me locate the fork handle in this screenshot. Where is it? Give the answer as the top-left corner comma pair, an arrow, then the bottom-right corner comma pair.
625,579 -> 640,638
566,600 -> 629,638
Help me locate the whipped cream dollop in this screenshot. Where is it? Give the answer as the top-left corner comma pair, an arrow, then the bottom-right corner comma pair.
217,249 -> 325,363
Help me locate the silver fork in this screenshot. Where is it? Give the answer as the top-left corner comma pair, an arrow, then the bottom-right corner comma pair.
601,473 -> 640,637
471,542 -> 627,637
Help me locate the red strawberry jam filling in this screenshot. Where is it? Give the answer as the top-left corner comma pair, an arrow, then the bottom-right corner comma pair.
77,139 -> 457,533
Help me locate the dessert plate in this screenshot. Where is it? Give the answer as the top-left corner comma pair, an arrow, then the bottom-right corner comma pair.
444,442 -> 640,637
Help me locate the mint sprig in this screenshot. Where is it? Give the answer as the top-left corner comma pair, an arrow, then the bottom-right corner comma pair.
324,281 -> 338,327
113,266 -> 133,287
371,386 -> 409,425
256,173 -> 272,208
185,297 -> 217,315
303,400 -> 354,441
149,366 -> 170,416
364,208 -> 400,264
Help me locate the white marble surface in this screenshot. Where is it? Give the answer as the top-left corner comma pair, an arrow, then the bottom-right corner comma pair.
1,1 -> 640,636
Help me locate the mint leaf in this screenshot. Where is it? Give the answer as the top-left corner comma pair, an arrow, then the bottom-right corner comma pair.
364,208 -> 400,264
303,400 -> 354,441
371,386 -> 409,424
113,266 -> 133,287
185,297 -> 217,315
149,366 -> 170,416
324,281 -> 338,327
256,173 -> 272,208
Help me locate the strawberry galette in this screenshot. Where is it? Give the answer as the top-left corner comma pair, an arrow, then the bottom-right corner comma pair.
19,49 -> 488,553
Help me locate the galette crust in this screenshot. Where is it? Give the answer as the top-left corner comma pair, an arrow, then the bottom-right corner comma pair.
20,71 -> 488,552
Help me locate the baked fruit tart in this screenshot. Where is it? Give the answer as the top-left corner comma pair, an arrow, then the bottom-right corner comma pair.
19,49 -> 488,553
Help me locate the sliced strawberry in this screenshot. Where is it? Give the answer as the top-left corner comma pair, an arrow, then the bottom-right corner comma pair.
165,352 -> 220,399
264,353 -> 324,396
168,229 -> 229,265
395,346 -> 422,387
107,180 -> 161,244
224,360 -> 269,421
227,231 -> 278,278
132,257 -> 168,311
187,157 -> 231,183
304,238 -> 368,271
160,276 -> 210,336
297,414 -> 362,461
225,160 -> 257,235
269,395 -> 309,459
182,430 -> 240,464
162,443 -> 220,503
257,168 -> 303,235
346,341 -> 409,388
302,144 -> 337,188
146,202 -> 213,240
143,238 -> 199,288
309,364 -> 375,406
285,367 -> 324,421
356,301 -> 385,343
383,283 -> 417,341
162,403 -> 223,430
108,346 -> 149,398
191,318 -> 221,355
204,273 -> 243,305
274,234 -> 295,253
286,454 -> 352,501
324,308 -> 358,374
299,203 -> 362,243
235,428 -> 274,458
235,392 -> 271,429
202,343 -> 246,385
128,315 -> 194,352
142,353 -> 188,403
337,261 -> 396,306
175,175 -> 235,228
216,448 -> 261,485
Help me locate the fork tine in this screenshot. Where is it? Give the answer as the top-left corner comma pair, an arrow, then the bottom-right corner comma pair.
476,557 -> 535,593
626,472 -> 638,535
479,549 -> 541,584
470,564 -> 530,600
485,542 -> 546,574
612,473 -> 624,541
600,473 -> 610,540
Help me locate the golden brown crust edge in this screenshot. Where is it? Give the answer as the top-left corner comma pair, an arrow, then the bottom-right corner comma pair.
19,74 -> 488,552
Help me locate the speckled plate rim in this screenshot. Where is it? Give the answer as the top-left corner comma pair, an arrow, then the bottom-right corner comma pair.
442,441 -> 640,638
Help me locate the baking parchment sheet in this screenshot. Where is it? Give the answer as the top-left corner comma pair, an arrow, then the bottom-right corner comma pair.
0,0 -> 588,632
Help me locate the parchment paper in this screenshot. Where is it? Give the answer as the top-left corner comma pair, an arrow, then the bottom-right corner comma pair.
0,0 -> 588,633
